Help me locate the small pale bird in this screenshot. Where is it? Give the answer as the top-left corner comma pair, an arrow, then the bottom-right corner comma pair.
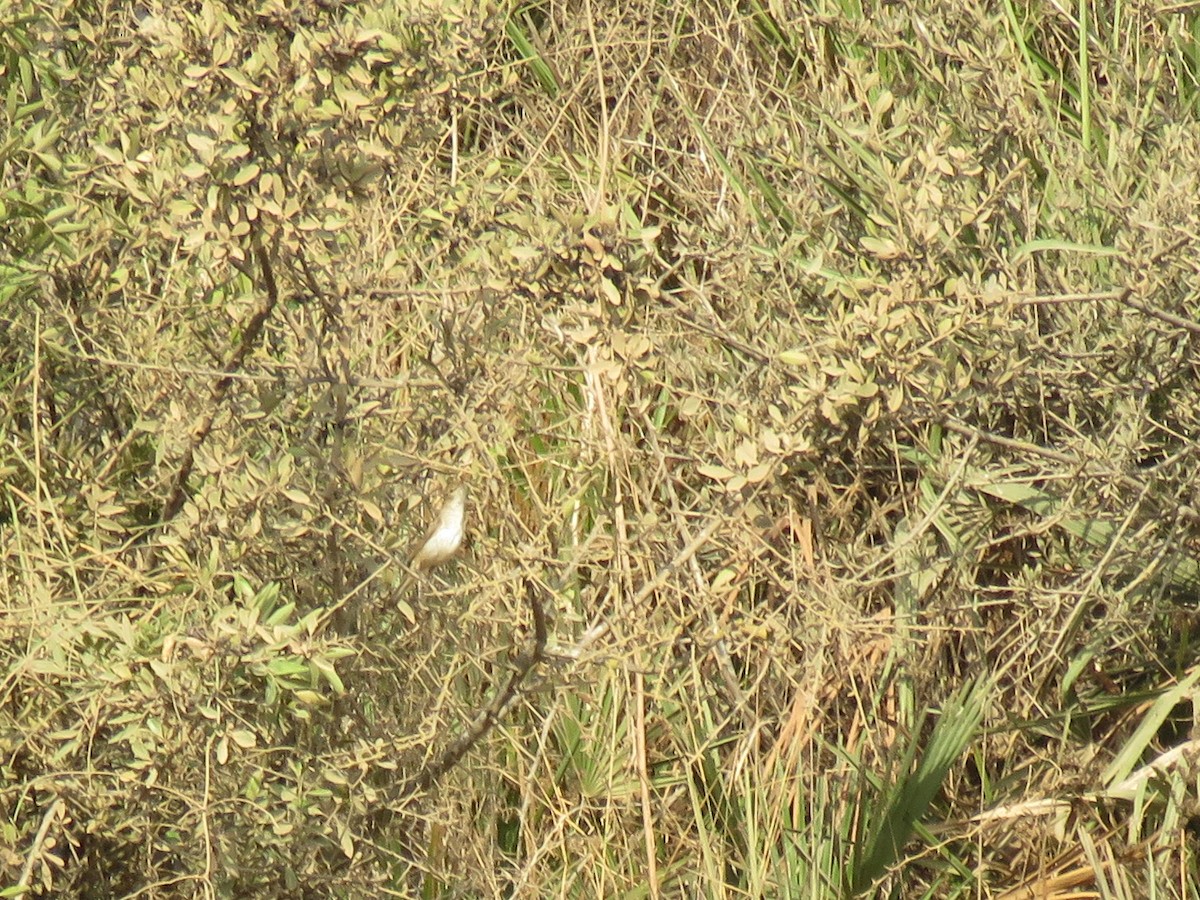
410,484 -> 467,570
396,483 -> 467,596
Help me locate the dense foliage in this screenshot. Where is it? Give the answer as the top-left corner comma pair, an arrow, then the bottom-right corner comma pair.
4,0 -> 1200,896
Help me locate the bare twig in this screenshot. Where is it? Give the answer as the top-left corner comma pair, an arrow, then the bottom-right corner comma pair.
369,579 -> 550,834
18,797 -> 63,893
157,245 -> 280,527
940,417 -> 1200,524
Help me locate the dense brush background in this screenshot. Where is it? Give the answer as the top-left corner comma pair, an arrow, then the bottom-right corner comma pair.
4,0 -> 1200,896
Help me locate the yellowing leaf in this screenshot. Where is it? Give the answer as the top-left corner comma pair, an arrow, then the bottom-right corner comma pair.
746,463 -> 772,483
599,277 -> 622,305
231,163 -> 261,185
733,439 -> 758,467
861,236 -> 902,259
186,132 -> 216,159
